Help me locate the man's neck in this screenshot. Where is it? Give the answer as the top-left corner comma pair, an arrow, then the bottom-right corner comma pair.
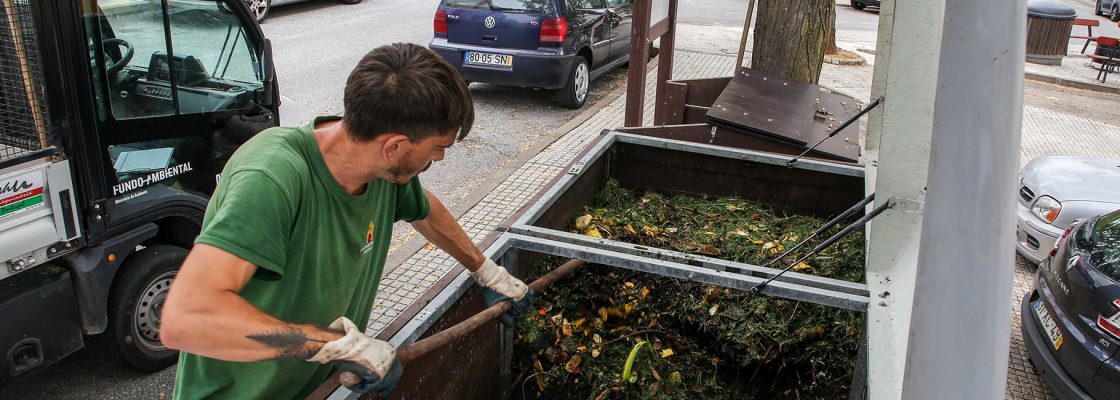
313,121 -> 381,195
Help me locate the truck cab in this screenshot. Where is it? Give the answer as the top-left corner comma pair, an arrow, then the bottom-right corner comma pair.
0,0 -> 278,383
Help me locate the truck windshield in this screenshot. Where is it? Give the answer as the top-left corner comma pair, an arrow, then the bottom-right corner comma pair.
1090,211 -> 1120,282
442,0 -> 551,14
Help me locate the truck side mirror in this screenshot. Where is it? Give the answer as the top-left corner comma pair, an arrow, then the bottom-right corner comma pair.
258,38 -> 275,107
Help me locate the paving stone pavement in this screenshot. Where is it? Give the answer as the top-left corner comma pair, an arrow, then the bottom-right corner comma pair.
367,48 -> 1120,398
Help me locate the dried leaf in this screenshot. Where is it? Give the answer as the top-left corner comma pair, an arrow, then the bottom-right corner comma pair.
591,348 -> 601,358
535,373 -> 548,392
792,262 -> 811,271
562,320 -> 573,337
665,227 -> 678,233
762,242 -> 776,251
565,355 -> 583,373
598,307 -> 609,321
660,348 -> 674,358
623,224 -> 638,235
725,204 -> 744,211
734,227 -> 749,237
651,365 -> 662,380
640,287 -> 650,298
593,333 -> 603,345
624,281 -> 636,288
584,228 -> 603,238
575,214 -> 593,230
574,318 -> 586,330
642,225 -> 660,236
709,304 -> 720,316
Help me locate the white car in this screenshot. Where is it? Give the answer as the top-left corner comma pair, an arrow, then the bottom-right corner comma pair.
1015,156 -> 1120,264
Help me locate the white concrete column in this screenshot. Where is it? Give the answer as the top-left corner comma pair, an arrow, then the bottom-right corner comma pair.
899,0 -> 1026,397
863,0 -> 947,397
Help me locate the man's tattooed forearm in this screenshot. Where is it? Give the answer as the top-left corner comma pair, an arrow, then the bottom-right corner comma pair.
246,325 -> 333,360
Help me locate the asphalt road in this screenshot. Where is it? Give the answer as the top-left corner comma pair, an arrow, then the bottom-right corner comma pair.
5,1 -> 1105,399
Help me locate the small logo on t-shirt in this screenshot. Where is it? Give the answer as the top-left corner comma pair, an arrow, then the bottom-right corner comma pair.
361,222 -> 375,254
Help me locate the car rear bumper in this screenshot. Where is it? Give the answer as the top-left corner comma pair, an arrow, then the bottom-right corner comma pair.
1021,285 -> 1093,400
429,39 -> 575,90
1016,203 -> 1061,264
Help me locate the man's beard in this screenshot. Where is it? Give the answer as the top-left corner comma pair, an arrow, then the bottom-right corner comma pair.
387,158 -> 433,183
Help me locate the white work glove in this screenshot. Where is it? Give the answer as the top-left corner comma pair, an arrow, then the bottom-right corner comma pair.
470,259 -> 533,326
307,317 -> 402,395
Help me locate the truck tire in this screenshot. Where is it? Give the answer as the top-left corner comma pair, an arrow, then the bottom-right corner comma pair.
105,245 -> 186,372
556,56 -> 589,109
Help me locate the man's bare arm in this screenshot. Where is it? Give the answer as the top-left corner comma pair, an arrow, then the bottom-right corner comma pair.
161,244 -> 343,361
410,191 -> 487,271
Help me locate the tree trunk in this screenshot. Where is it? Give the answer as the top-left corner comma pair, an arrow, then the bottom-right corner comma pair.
750,0 -> 835,83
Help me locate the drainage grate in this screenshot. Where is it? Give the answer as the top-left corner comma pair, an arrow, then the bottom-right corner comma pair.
0,0 -> 51,166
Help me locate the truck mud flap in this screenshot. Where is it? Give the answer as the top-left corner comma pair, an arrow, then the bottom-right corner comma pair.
0,264 -> 82,386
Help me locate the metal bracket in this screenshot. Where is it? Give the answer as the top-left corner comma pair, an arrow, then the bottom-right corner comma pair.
887,196 -> 923,213
567,162 -> 585,175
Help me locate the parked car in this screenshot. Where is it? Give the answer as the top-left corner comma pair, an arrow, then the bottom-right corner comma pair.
428,0 -> 636,109
1016,156 -> 1120,265
1098,0 -> 1120,22
244,0 -> 361,22
850,0 -> 880,11
1021,209 -> 1120,399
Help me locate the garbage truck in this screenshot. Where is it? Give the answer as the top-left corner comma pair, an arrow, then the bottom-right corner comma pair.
0,0 -> 282,384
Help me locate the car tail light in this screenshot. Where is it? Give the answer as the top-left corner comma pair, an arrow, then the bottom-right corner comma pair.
1049,222 -> 1078,257
540,17 -> 568,43
1098,299 -> 1120,340
434,9 -> 448,36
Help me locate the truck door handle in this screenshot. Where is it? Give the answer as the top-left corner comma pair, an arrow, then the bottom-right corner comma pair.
240,112 -> 274,123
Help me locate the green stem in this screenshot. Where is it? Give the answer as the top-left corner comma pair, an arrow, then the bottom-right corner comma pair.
621,340 -> 653,383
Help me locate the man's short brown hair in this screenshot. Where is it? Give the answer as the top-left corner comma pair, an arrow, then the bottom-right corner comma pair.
343,43 -> 474,142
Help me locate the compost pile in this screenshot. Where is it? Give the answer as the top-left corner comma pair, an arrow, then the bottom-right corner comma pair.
512,181 -> 865,400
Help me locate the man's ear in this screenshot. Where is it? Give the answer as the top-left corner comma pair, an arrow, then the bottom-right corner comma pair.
380,133 -> 411,159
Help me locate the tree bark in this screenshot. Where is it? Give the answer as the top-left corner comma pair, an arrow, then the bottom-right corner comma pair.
750,0 -> 836,83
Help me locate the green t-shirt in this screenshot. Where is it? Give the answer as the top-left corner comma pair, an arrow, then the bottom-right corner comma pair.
173,116 -> 430,399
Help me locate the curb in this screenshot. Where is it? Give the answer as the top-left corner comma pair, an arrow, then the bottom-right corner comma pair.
382,67 -> 632,274
1024,72 -> 1120,95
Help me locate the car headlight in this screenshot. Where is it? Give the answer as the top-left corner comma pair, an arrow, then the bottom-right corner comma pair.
1031,195 -> 1062,224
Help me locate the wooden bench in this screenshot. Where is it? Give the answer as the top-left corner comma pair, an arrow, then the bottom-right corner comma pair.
1087,36 -> 1120,83
1071,18 -> 1099,54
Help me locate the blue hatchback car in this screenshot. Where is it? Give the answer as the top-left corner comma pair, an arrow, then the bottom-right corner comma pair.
1022,209 -> 1120,399
429,0 -> 635,109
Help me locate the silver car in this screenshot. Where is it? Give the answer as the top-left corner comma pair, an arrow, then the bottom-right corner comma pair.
1016,156 -> 1120,264
245,0 -> 362,22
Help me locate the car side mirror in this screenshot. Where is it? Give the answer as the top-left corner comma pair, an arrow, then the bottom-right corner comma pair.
258,38 -> 275,107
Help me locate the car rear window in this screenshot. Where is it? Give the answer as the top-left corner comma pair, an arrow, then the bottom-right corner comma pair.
443,0 -> 551,14
1090,211 -> 1120,281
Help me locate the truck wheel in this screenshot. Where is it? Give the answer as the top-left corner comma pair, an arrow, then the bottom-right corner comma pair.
1098,0 -> 1105,16
556,56 -> 589,109
105,245 -> 186,372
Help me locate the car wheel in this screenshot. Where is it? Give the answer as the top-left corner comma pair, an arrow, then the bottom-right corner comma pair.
851,1 -> 866,10
1114,4 -> 1120,22
1098,0 -> 1106,16
556,56 -> 590,109
246,0 -> 270,23
104,245 -> 186,372
336,0 -> 362,4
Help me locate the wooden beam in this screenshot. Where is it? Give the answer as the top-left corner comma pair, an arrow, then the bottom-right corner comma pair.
624,0 -> 652,127
652,0 -> 678,125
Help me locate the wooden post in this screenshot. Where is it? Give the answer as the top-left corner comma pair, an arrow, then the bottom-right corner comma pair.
1,0 -> 47,148
734,0 -> 756,71
652,0 -> 677,126
624,0 -> 652,127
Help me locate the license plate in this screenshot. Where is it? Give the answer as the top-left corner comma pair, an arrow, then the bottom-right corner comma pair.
464,51 -> 513,67
1034,300 -> 1064,350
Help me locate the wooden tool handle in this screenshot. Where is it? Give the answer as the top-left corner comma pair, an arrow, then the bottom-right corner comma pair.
337,259 -> 587,388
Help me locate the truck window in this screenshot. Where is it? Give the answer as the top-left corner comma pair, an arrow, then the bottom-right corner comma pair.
85,0 -> 263,120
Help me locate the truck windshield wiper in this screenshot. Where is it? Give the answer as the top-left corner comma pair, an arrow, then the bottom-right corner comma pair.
489,5 -> 527,12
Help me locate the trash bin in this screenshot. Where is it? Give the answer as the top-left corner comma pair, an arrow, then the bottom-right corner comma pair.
1026,0 -> 1077,65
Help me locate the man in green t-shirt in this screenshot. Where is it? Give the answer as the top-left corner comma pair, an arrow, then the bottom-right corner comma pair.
161,43 -> 533,399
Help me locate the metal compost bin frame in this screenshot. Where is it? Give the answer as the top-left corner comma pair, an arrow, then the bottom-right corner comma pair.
317,131 -> 870,400
504,131 -> 869,311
